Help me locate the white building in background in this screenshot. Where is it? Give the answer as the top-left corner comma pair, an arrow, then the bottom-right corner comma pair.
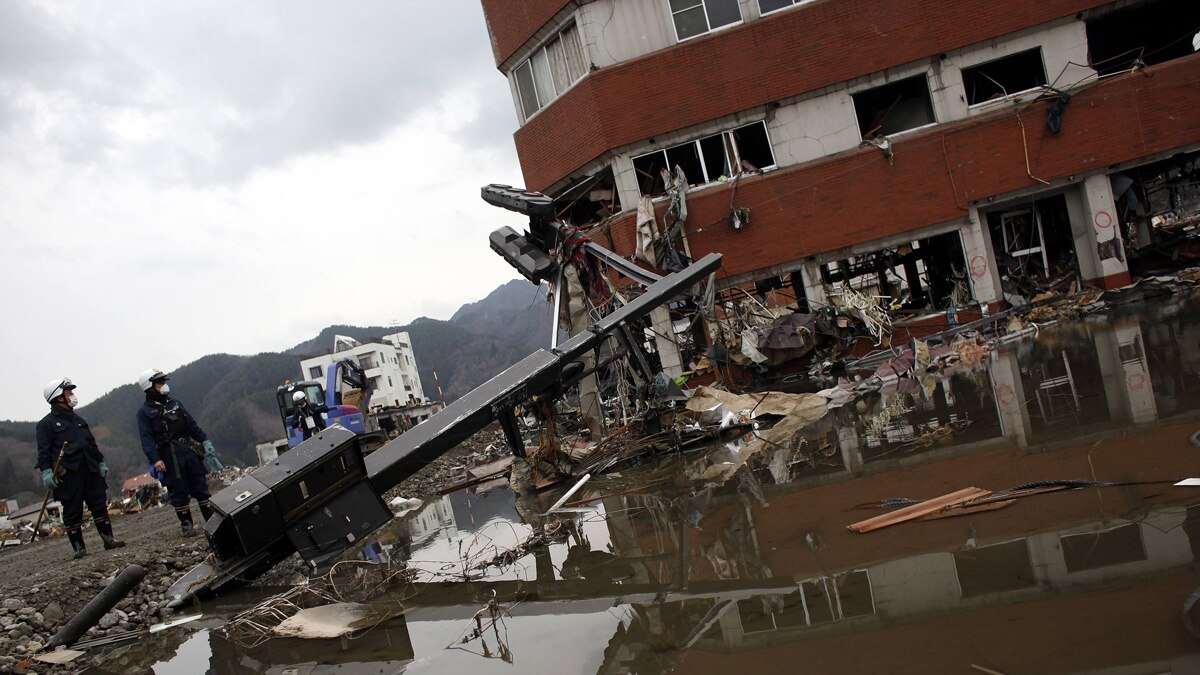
299,332 -> 427,411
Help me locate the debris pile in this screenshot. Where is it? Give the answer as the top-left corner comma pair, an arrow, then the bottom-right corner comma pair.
223,561 -> 411,649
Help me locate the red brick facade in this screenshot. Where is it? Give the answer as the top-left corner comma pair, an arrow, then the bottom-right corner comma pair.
480,0 -> 573,65
500,0 -> 1113,191
596,54 -> 1200,279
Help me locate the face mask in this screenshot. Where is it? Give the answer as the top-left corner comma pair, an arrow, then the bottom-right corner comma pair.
158,384 -> 170,395
66,394 -> 79,408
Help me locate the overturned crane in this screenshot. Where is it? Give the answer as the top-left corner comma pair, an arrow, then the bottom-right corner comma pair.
166,185 -> 719,607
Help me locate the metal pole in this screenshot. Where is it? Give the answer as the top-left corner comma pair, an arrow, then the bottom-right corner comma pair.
550,267 -> 564,349
29,443 -> 66,543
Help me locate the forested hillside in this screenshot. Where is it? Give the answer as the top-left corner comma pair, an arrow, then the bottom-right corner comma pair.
449,278 -> 553,352
0,277 -> 549,508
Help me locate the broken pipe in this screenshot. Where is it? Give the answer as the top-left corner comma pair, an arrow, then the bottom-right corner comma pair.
48,564 -> 145,649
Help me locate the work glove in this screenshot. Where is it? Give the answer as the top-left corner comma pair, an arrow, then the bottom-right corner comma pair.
201,440 -> 224,473
99,462 -> 110,478
41,469 -> 57,491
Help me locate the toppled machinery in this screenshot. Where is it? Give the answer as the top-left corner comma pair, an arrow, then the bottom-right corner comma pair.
167,185 -> 720,606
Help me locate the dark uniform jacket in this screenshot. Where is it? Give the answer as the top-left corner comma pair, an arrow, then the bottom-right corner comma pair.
137,397 -> 208,465
289,402 -> 328,438
36,407 -> 104,473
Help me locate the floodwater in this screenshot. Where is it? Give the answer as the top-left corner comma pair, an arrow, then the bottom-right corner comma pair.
100,295 -> 1200,674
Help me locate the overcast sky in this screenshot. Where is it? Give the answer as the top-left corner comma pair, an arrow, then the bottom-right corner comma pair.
0,2 -> 534,421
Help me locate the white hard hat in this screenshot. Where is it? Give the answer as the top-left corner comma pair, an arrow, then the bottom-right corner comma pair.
43,378 -> 76,403
292,390 -> 307,403
138,368 -> 169,392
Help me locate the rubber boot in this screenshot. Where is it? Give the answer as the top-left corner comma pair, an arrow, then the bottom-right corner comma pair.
96,519 -> 126,550
198,500 -> 214,523
67,529 -> 87,559
177,507 -> 195,537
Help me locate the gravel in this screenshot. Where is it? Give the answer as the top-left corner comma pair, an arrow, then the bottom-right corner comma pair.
0,424 -> 506,673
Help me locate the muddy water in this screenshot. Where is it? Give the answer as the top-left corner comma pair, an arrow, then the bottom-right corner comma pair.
100,296 -> 1200,674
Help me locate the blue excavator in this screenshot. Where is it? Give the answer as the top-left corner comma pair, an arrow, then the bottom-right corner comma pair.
276,357 -> 383,449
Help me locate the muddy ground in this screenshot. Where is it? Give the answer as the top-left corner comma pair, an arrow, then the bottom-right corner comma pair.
0,426 -> 504,674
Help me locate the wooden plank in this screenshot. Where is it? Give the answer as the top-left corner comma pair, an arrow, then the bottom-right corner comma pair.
847,487 -> 991,533
919,499 -> 1016,520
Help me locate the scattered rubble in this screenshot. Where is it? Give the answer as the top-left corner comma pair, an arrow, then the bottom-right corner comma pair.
6,256 -> 1197,672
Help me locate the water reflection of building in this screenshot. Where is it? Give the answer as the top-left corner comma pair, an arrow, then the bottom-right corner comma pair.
592,420 -> 1200,673
750,296 -> 1200,490
690,505 -> 1196,645
362,494 -> 456,563
586,302 -> 1200,672
169,301 -> 1200,674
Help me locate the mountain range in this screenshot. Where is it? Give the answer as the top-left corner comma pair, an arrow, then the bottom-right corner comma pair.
0,279 -> 551,506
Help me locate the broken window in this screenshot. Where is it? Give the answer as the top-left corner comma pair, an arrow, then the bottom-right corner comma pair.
758,0 -> 812,15
731,122 -> 775,172
985,194 -> 1078,296
962,48 -> 1048,105
954,539 -> 1037,597
819,231 -> 971,312
1060,524 -> 1147,572
737,571 -> 873,632
1086,0 -> 1200,77
852,75 -> 936,139
1111,149 -> 1200,263
551,166 -> 622,226
633,121 -> 776,197
513,21 -> 587,121
670,0 -> 741,42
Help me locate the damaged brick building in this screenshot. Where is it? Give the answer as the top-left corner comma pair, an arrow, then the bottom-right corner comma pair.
480,0 -> 1200,335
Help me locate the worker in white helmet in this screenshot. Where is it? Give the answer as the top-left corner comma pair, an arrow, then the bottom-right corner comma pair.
36,378 -> 125,558
135,369 -> 223,537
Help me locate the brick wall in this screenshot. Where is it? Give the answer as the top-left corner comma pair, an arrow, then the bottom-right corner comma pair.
599,54 -> 1200,279
480,0 -> 573,65
511,0 -> 1113,191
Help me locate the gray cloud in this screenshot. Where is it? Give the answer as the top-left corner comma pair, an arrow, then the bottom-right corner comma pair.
0,1 -> 519,186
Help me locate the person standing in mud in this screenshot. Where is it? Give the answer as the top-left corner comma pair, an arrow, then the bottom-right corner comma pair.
136,369 -> 224,537
36,378 -> 125,559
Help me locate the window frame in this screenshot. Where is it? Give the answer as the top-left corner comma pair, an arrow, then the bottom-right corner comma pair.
512,20 -> 587,123
850,73 -> 938,140
632,120 -> 777,198
962,47 -> 1049,109
669,0 -> 743,43
758,0 -> 818,17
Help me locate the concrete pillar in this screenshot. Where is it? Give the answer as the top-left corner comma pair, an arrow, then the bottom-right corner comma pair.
602,496 -> 653,585
989,350 -> 1031,448
1025,531 -> 1065,586
1063,189 -> 1097,280
1077,175 -> 1131,288
798,262 -> 829,309
960,209 -> 1002,305
717,601 -> 745,647
1112,316 -> 1159,425
1093,319 -> 1132,425
612,156 -> 642,216
564,265 -> 603,438
838,426 -> 863,474
650,306 -> 684,377
928,57 -> 967,123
